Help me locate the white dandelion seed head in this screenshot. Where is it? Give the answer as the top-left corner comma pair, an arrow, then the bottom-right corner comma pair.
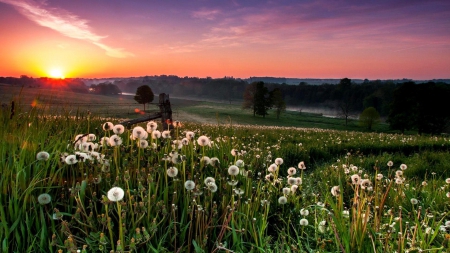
36,151 -> 50,161
235,159 -> 245,168
109,134 -> 123,146
103,122 -> 114,131
107,187 -> 125,202
300,208 -> 309,216
167,167 -> 178,178
138,140 -> 149,149
228,165 -> 240,176
185,131 -> 195,140
282,187 -> 291,195
278,196 -> 287,205
132,126 -> 147,139
184,180 -> 195,191
37,193 -> 52,205
275,158 -> 283,165
151,130 -> 161,139
287,167 -> 296,176
65,155 -> 78,165
387,161 -> 393,167
298,161 -> 306,170
113,124 -> 125,135
162,130 -> 171,139
197,135 -> 210,147
331,186 -> 340,197
400,164 -> 408,170
299,218 -> 309,226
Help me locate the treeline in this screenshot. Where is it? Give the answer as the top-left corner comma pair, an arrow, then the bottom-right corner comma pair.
0,75 -> 88,93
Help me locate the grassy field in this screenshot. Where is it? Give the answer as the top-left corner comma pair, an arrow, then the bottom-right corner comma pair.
1,84 -> 391,132
2,84 -> 449,252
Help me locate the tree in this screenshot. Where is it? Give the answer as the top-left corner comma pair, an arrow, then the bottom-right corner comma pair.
336,78 -> 353,126
134,85 -> 154,111
271,88 -> 286,119
359,107 -> 380,130
242,82 -> 257,116
254,82 -> 272,118
387,82 -> 418,133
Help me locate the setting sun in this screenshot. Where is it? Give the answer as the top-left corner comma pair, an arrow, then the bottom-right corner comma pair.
49,68 -> 65,79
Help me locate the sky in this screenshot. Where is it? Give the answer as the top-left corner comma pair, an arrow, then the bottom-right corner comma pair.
0,0 -> 449,80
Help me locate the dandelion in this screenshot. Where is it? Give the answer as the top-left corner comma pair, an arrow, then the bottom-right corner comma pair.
147,121 -> 158,132
287,167 -> 296,176
351,174 -> 361,185
197,135 -> 210,147
422,181 -> 427,186
65,155 -> 78,165
278,196 -> 287,205
395,170 -> 403,177
88,134 -> 96,141
181,138 -> 189,146
395,177 -> 404,185
132,126 -> 147,139
228,165 -> 240,176
446,178 -> 450,184
184,180 -> 195,191
360,179 -> 372,190
74,134 -> 88,144
298,161 -> 306,170
287,177 -> 298,185
275,158 -> 283,165
185,131 -> 195,140
109,135 -> 123,146
173,120 -> 182,127
210,157 -> 220,167
162,130 -> 171,139
167,167 -> 178,178
151,130 -> 161,139
100,137 -> 110,146
387,161 -> 393,167
138,140 -> 148,149
410,198 -> 418,205
36,151 -> 50,161
107,187 -> 125,202
231,149 -> 237,156
300,208 -> 309,216
201,156 -> 211,165
376,174 -> 384,180
331,186 -> 340,197
37,193 -> 52,205
400,164 -> 407,170
282,187 -> 291,195
207,182 -> 218,192
235,159 -> 245,168
103,122 -> 114,131
291,185 -> 298,193
268,163 -> 278,173
299,218 -> 309,226
342,210 -> 350,218
204,177 -> 215,185
113,124 -> 125,135
318,220 -> 327,233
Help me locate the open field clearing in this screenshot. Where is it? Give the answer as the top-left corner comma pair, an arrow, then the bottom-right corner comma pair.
1,89 -> 450,252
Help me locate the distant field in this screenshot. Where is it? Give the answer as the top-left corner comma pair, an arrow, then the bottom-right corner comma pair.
1,84 -> 390,132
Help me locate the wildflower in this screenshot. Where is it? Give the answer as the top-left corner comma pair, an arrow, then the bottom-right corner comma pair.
360,179 -> 372,190
173,120 -> 182,127
113,124 -> 125,135
103,122 -> 114,131
167,167 -> 178,178
107,187 -> 125,202
295,177 -> 302,185
400,164 -> 407,170
36,151 -> 50,161
235,159 -> 245,168
395,170 -> 403,177
318,221 -> 327,233
184,180 -> 195,191
231,149 -> 237,156
185,131 -> 195,140
74,134 -> 88,144
331,186 -> 340,197
446,178 -> 450,184
132,126 -> 147,139
197,135 -> 210,147
299,218 -> 309,226
65,155 -> 78,165
268,163 -> 278,173
447,192 -> 450,198
151,130 -> 161,139
109,135 -> 123,146
147,121 -> 158,132
422,181 -> 427,186
300,208 -> 309,216
287,167 -> 296,176
201,156 -> 211,166
350,174 -> 361,185
37,193 -> 52,205
204,177 -> 215,185
395,177 -> 404,185
138,140 -> 148,149
275,158 -> 283,165
207,182 -> 218,192
410,198 -> 418,205
376,174 -> 384,180
162,130 -> 171,139
88,133 -> 96,142
287,177 -> 298,185
228,165 -> 240,176
278,196 -> 287,205
210,157 -> 220,167
181,138 -> 189,146
387,161 -> 393,167
298,161 -> 306,170
291,185 -> 298,193
282,187 -> 291,195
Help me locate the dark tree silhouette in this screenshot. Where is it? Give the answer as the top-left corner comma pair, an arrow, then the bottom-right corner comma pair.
271,88 -> 286,119
134,85 -> 154,111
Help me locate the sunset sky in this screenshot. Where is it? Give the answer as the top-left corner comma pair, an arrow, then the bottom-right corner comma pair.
0,0 -> 449,80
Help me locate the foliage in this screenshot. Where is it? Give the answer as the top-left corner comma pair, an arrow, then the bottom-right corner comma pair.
359,107 -> 380,130
1,100 -> 450,252
254,81 -> 272,118
134,85 -> 154,111
242,81 -> 257,115
89,82 -> 122,95
270,88 -> 286,119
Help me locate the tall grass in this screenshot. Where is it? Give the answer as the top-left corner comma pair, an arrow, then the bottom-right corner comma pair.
1,101 -> 450,252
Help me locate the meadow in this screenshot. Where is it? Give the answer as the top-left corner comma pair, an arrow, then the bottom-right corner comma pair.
1,86 -> 450,252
